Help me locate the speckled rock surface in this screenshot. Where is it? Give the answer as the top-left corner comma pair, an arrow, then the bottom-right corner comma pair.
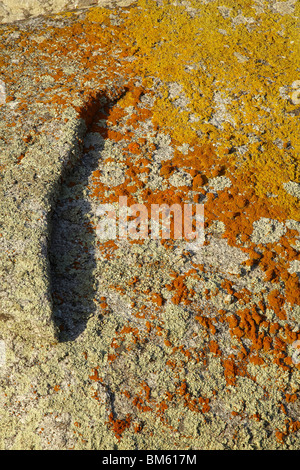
0,0 -> 136,24
0,0 -> 300,450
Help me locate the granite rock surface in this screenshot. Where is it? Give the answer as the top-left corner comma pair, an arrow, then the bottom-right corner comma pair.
0,0 -> 299,450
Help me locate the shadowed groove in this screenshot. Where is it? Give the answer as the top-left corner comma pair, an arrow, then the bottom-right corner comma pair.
49,90 -> 127,341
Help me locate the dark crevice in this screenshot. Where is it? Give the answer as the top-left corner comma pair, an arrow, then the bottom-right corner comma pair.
49,90 -> 125,342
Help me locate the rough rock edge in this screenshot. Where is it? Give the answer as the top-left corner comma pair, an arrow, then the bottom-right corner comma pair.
0,0 -> 137,25
0,106 -> 89,344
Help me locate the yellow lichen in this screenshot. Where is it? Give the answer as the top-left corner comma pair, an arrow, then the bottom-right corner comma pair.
117,0 -> 299,218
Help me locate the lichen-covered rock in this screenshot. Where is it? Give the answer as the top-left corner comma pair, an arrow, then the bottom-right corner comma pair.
0,0 -> 299,451
0,107 -> 87,343
0,0 -> 136,24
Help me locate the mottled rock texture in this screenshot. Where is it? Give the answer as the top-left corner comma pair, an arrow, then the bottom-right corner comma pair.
0,0 -> 299,450
0,0 -> 136,23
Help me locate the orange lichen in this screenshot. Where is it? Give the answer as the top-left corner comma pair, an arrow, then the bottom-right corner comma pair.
106,413 -> 132,441
89,368 -> 100,382
222,357 -> 239,386
209,340 -> 221,357
3,0 -> 299,447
